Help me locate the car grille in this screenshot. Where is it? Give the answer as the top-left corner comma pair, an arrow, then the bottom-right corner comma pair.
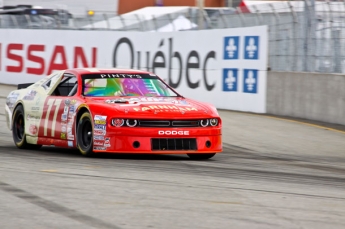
151,138 -> 197,151
139,120 -> 199,127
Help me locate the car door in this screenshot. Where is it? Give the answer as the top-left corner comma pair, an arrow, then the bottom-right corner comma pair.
37,73 -> 78,146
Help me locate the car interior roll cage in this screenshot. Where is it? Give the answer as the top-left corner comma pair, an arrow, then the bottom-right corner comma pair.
51,73 -> 78,96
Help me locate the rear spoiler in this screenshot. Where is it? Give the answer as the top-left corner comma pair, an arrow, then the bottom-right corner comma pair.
17,83 -> 34,89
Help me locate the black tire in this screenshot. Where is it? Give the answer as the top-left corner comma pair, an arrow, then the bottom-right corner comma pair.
12,105 -> 42,150
187,153 -> 216,160
77,112 -> 94,157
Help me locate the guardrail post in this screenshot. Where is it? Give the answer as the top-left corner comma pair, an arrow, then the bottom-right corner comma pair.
102,13 -> 110,30
288,0 -> 298,71
24,15 -> 32,28
152,15 -> 158,31
119,15 -> 126,30
135,14 -> 144,31
269,3 -> 281,71
219,9 -> 228,29
236,7 -> 245,27
167,14 -> 175,31
252,5 -> 263,25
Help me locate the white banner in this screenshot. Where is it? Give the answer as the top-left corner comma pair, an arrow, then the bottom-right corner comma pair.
0,26 -> 268,112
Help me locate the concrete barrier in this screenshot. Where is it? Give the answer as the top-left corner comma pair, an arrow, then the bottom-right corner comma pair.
267,71 -> 345,125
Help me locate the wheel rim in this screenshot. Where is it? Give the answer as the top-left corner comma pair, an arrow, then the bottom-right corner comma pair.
81,119 -> 92,148
15,113 -> 24,141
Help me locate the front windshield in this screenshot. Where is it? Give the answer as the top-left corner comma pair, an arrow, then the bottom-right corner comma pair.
83,74 -> 178,97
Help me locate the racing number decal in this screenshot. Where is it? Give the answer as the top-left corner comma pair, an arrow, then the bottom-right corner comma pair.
44,99 -> 62,137
38,97 -> 65,138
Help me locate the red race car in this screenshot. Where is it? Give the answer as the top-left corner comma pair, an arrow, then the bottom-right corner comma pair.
5,68 -> 222,159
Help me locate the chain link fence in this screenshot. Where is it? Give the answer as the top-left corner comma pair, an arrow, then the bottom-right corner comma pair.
217,1 -> 345,73
1,1 -> 345,73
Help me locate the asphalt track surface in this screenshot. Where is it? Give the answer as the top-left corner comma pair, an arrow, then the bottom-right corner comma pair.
0,84 -> 345,229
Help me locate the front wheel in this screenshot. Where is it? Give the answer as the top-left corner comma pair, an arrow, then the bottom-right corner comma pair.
77,112 -> 94,157
187,153 -> 216,160
12,105 -> 42,150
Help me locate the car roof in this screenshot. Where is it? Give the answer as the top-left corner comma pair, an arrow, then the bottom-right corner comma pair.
64,68 -> 153,76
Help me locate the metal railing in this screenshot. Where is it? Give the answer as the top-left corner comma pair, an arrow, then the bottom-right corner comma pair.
1,1 -> 345,73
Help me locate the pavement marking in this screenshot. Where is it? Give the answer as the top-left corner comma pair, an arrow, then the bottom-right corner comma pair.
40,170 -> 58,173
209,201 -> 242,205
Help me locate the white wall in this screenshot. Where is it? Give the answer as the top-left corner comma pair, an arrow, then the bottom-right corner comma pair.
0,26 -> 268,113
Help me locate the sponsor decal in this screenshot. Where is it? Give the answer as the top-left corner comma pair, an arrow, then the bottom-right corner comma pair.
26,114 -> 40,121
61,133 -> 66,140
23,90 -> 37,100
67,127 -> 72,135
244,36 -> 259,60
94,115 -> 107,121
158,130 -> 189,135
105,137 -> 110,141
94,135 -> 104,140
61,125 -> 67,132
68,141 -> 73,147
112,37 -> 215,90
94,141 -> 104,146
105,98 -> 128,104
104,139 -> 111,147
31,106 -> 40,111
223,36 -> 239,60
61,114 -> 67,121
95,120 -> 106,125
94,130 -> 106,135
94,124 -> 106,130
64,99 -> 71,106
69,105 -> 76,113
93,146 -> 106,150
29,124 -> 37,135
68,113 -> 75,119
63,106 -> 69,114
133,105 -> 197,112
71,99 -> 77,105
223,69 -> 238,92
3,44 -> 97,76
67,135 -> 75,140
243,69 -> 258,94
100,73 -> 142,79
105,98 -> 189,105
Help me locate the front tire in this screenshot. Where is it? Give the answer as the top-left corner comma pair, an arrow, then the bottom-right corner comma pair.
187,153 -> 216,160
12,105 -> 42,150
77,112 -> 94,157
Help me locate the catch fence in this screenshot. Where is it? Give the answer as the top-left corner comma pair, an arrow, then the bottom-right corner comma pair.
1,1 -> 344,73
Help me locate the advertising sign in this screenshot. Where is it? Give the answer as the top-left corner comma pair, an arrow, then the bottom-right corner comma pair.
0,26 -> 268,112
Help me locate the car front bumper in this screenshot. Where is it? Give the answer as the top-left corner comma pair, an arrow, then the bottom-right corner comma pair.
92,127 -> 222,154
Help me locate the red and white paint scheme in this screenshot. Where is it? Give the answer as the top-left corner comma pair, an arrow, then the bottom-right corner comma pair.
5,68 -> 222,159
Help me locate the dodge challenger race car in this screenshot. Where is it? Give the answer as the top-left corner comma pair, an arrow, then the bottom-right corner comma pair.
5,68 -> 222,159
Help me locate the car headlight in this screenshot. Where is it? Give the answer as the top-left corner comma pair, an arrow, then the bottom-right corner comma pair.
200,119 -> 209,127
209,118 -> 218,126
126,119 -> 138,127
111,118 -> 124,127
